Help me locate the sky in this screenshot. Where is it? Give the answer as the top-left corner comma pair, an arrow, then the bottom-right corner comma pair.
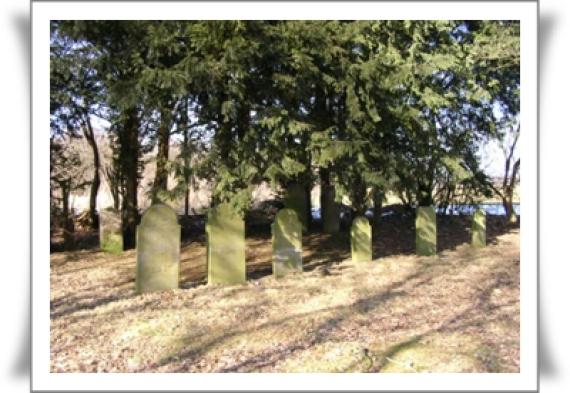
478,138 -> 510,178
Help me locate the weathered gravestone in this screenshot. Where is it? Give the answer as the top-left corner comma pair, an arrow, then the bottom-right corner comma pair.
207,203 -> 246,285
351,216 -> 372,262
284,182 -> 309,233
322,185 -> 340,234
272,209 -> 303,278
416,206 -> 437,256
472,208 -> 486,248
99,207 -> 123,253
136,204 -> 180,294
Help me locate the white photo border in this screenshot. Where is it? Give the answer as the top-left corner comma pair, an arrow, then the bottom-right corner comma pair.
33,1 -> 538,391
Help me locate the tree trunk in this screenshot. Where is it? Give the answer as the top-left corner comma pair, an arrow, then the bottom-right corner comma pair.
373,187 -> 384,226
320,167 -> 341,233
350,177 -> 368,217
320,167 -> 330,224
152,106 -> 172,204
505,158 -> 520,223
184,179 -> 190,217
183,98 -> 191,217
184,185 -> 190,217
417,160 -> 436,207
111,173 -> 120,211
103,166 -> 121,211
353,193 -> 368,216
83,115 -> 100,230
102,162 -> 120,211
498,127 -> 520,223
304,149 -> 313,229
305,183 -> 312,230
499,189 -> 518,223
502,196 -> 512,221
61,181 -> 74,250
417,180 -> 434,207
120,108 -> 140,249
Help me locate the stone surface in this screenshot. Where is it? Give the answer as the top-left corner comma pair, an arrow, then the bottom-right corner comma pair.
135,204 -> 180,293
416,206 -> 437,256
322,185 -> 340,234
272,208 -> 303,278
207,203 -> 246,285
284,182 -> 309,233
472,208 -> 486,247
351,216 -> 372,262
99,207 -> 123,253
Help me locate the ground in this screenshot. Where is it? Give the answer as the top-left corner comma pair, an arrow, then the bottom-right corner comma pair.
50,215 -> 519,373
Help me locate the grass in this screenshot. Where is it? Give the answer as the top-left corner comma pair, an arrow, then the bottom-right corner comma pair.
50,216 -> 519,373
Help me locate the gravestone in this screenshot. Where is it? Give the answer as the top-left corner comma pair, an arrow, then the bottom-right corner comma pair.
207,203 -> 246,285
351,216 -> 372,262
472,208 -> 486,247
99,207 -> 123,253
416,206 -> 437,256
284,182 -> 309,233
322,185 -> 340,233
136,204 -> 180,294
272,209 -> 303,278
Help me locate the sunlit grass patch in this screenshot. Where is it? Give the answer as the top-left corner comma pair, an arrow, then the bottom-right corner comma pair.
50,228 -> 520,373
372,333 -> 490,373
277,341 -> 371,372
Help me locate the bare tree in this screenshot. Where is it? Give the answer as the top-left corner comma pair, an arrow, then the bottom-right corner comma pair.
489,123 -> 520,223
50,136 -> 90,249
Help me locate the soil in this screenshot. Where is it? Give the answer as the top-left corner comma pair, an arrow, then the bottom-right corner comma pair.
50,215 -> 520,373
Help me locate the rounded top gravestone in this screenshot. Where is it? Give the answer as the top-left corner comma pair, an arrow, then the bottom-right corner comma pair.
140,203 -> 178,227
99,207 -> 123,253
207,203 -> 246,285
272,208 -> 303,278
136,204 -> 181,294
416,206 -> 437,256
351,216 -> 372,263
273,209 -> 302,248
472,208 -> 486,248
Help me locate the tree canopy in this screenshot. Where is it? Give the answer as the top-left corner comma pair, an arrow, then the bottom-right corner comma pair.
50,20 -> 520,246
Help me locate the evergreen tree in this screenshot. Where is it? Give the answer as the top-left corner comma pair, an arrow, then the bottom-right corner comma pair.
59,21 -> 151,248
50,20 -> 520,232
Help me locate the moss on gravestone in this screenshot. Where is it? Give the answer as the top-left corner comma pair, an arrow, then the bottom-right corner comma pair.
416,206 -> 436,256
472,208 -> 486,248
272,208 -> 303,278
99,208 -> 123,254
207,203 -> 246,285
351,216 -> 372,262
135,204 -> 180,293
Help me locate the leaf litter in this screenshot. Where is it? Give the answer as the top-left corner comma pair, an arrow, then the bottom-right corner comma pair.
50,219 -> 520,373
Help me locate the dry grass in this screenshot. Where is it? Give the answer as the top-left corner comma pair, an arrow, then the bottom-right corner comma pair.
50,220 -> 519,373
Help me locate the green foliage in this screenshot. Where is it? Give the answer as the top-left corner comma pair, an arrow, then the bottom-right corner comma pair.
51,20 -> 520,217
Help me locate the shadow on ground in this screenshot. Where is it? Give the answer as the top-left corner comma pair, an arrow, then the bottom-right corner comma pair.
135,241 -> 519,373
51,210 -> 518,290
